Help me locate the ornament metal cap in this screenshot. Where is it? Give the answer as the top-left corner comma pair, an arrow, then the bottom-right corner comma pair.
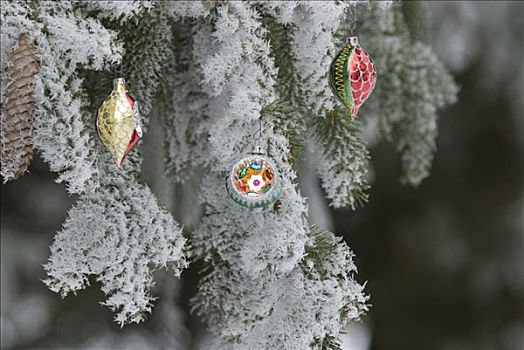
346,36 -> 359,46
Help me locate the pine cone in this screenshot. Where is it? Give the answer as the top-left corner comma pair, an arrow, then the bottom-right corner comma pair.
1,33 -> 38,182
201,0 -> 224,11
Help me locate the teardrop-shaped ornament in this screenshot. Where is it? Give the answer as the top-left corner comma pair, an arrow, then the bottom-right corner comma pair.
96,78 -> 143,166
329,37 -> 377,119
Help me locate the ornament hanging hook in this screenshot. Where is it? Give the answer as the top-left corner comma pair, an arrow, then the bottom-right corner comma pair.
346,36 -> 359,46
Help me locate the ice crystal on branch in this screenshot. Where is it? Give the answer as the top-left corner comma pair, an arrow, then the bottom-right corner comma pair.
82,0 -> 153,22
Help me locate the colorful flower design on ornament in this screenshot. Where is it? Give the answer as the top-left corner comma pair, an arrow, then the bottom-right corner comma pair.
226,154 -> 282,208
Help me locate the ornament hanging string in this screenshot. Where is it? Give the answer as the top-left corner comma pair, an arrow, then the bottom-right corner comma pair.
231,115 -> 263,156
115,63 -> 125,79
252,116 -> 263,154
252,117 -> 263,141
347,5 -> 358,36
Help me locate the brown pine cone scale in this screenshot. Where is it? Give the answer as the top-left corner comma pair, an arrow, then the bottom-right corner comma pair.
1,32 -> 39,182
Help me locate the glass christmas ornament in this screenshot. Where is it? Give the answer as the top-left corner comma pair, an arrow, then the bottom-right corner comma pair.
329,36 -> 377,119
96,78 -> 143,166
226,153 -> 282,208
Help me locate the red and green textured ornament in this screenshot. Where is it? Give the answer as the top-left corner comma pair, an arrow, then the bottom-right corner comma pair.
329,36 -> 377,119
226,153 -> 282,209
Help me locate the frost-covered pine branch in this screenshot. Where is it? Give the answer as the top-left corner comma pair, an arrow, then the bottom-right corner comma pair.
286,2 -> 347,115
2,0 -> 457,346
163,20 -> 211,182
262,18 -> 307,164
262,2 -> 371,209
175,3 -> 368,348
1,0 -> 190,325
117,1 -> 207,118
1,1 -> 122,192
193,225 -> 367,350
189,0 -> 308,280
44,157 -> 187,325
313,107 -> 370,209
359,3 -> 458,186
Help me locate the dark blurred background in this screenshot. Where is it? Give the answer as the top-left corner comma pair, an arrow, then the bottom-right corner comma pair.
1,1 -> 523,350
341,2 -> 523,349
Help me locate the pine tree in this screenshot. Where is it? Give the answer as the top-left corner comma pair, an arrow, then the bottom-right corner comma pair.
1,1 -> 456,348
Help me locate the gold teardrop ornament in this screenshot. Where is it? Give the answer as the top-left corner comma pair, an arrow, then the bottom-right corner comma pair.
96,78 -> 143,166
